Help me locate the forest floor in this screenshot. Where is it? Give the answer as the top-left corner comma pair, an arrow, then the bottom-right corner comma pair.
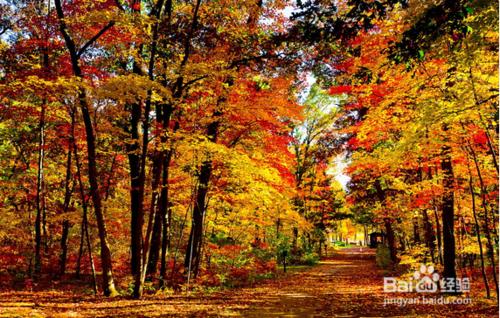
0,248 -> 497,317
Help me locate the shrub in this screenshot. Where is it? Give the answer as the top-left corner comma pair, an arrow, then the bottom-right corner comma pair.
302,252 -> 319,266
228,266 -> 250,287
197,268 -> 221,287
197,240 -> 278,288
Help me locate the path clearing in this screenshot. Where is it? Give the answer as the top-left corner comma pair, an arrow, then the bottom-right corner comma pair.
0,248 -> 497,317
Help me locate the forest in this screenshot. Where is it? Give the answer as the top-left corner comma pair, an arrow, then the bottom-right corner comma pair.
0,0 -> 498,316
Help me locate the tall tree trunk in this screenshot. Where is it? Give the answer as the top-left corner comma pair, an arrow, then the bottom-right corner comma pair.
79,92 -> 117,296
33,0 -> 51,281
147,100 -> 173,279
128,100 -> 144,280
440,139 -> 457,293
34,102 -> 46,279
185,159 -> 213,277
54,0 -> 117,295
72,112 -> 98,294
159,187 -> 172,288
384,218 -> 397,263
158,124 -> 174,288
146,152 -> 163,277
74,111 -> 87,278
468,145 -> 499,296
131,0 -> 165,297
184,114 -> 220,278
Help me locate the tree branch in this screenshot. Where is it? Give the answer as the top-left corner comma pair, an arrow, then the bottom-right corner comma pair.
181,75 -> 208,91
77,21 -> 116,58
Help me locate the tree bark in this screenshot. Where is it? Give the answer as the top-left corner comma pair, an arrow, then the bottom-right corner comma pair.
54,0 -> 117,295
127,100 -> 144,280
384,218 -> 397,263
146,152 -> 163,277
130,0 -> 166,297
184,113 -> 220,277
440,140 -> 457,293
158,120 -> 175,288
34,101 -> 46,279
72,112 -> 98,294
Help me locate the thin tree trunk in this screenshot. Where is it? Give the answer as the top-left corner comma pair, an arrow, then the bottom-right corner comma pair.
159,139 -> 174,288
72,111 -> 98,294
58,134 -> 74,277
464,41 -> 499,174
433,204 -> 443,265
467,167 -> 490,298
428,167 -> 443,265
127,100 -> 144,280
84,207 -> 98,294
34,102 -> 46,279
159,200 -> 172,288
468,145 -> 499,297
146,152 -> 163,277
74,109 -> 86,278
76,214 -> 85,278
422,209 -> 436,263
59,220 -> 70,277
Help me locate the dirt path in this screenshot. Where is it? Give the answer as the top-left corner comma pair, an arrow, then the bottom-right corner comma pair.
240,247 -> 386,317
0,248 -> 497,317
238,248 -> 496,317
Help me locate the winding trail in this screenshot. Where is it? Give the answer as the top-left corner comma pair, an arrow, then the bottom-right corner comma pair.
0,248 -> 497,317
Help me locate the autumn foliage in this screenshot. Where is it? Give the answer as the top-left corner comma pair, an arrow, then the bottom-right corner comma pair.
0,0 -> 498,312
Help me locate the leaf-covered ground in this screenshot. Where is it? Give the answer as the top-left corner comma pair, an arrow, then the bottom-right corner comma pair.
0,248 -> 497,317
